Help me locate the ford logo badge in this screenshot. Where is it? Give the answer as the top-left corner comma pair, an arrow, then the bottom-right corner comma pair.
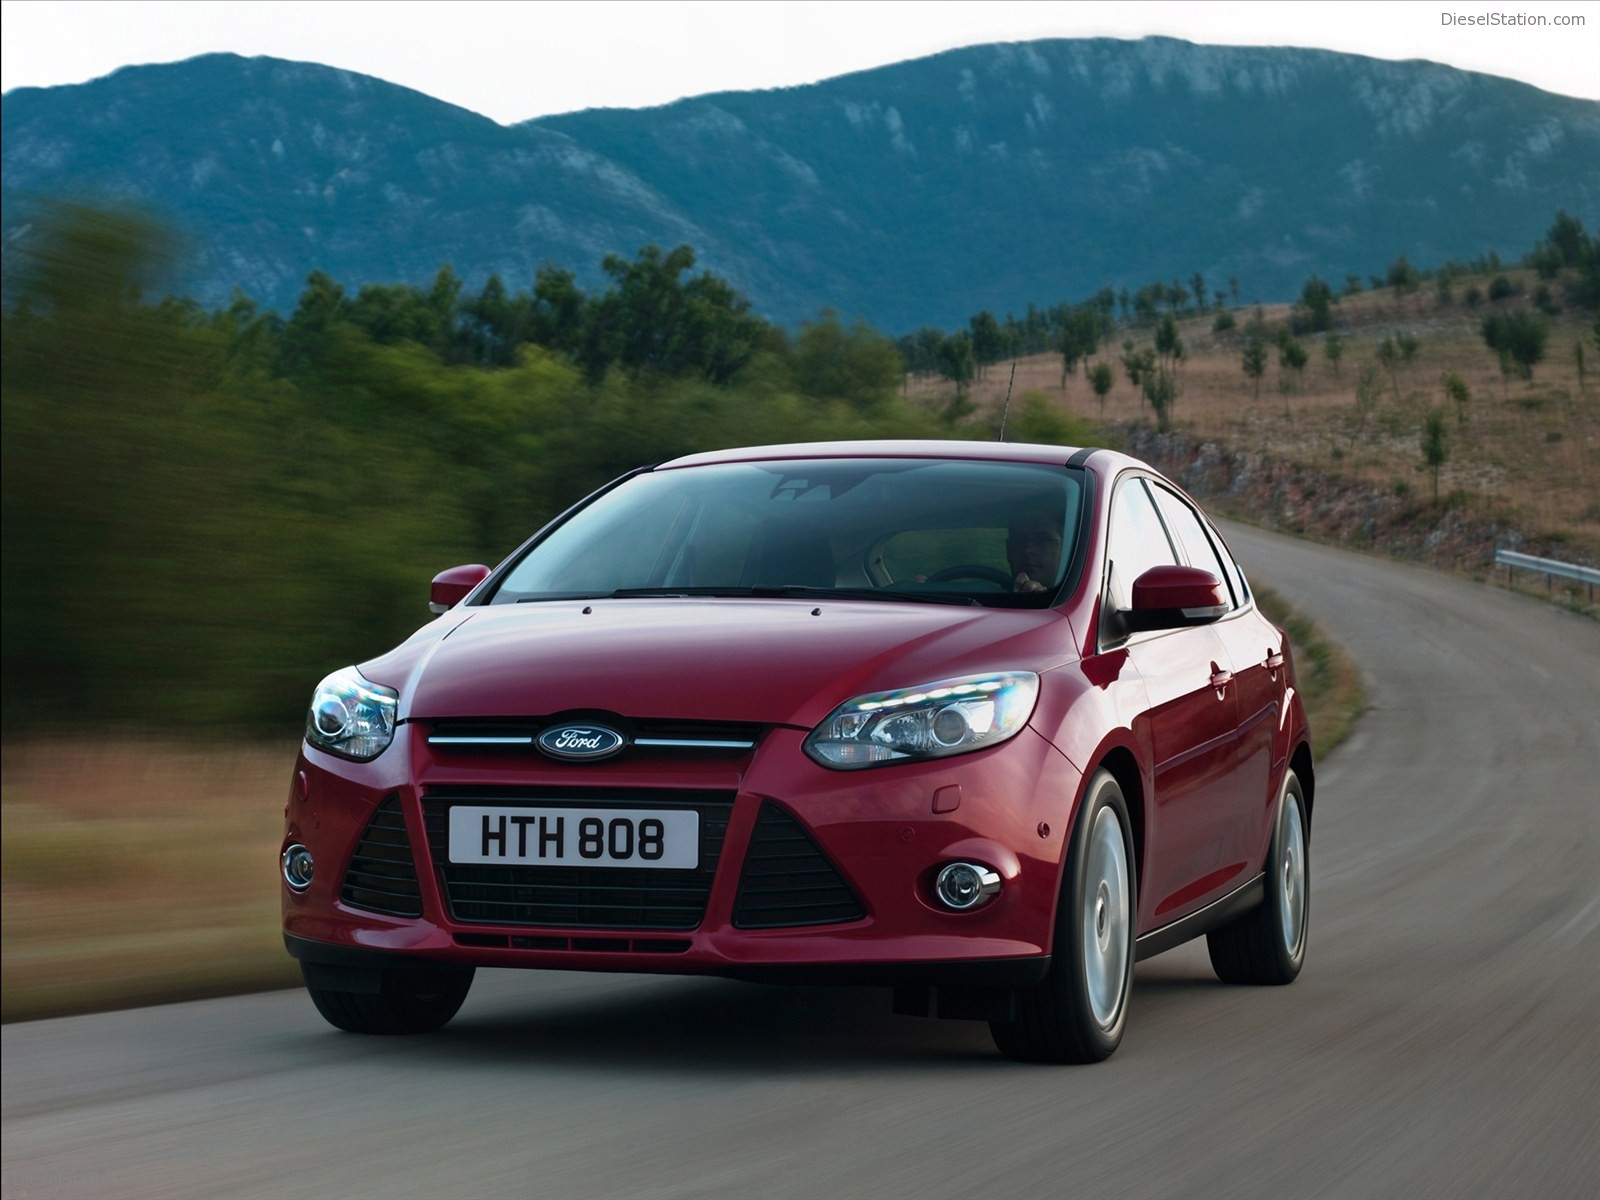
537,723 -> 626,761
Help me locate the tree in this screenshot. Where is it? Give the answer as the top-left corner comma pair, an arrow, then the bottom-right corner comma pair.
530,267 -> 586,354
1387,255 -> 1419,297
1442,371 -> 1471,426
791,309 -> 902,412
1154,312 -> 1184,375
935,330 -> 976,395
969,310 -> 1005,377
1297,275 -> 1335,332
1481,311 -> 1549,381
1421,409 -> 1449,504
579,244 -> 769,384
1398,332 -> 1420,370
1143,367 -> 1177,432
1241,337 -> 1268,400
1546,210 -> 1587,266
1352,363 -> 1382,444
1058,306 -> 1101,388
1324,332 -> 1345,376
1121,341 -> 1155,390
1277,335 -> 1308,415
1132,285 -> 1160,325
1089,361 -> 1115,418
1376,335 -> 1401,398
1190,272 -> 1208,314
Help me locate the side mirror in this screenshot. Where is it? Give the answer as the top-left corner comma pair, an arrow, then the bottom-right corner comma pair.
1124,565 -> 1228,632
430,564 -> 490,614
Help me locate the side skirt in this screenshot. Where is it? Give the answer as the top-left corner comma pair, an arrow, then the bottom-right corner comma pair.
1134,873 -> 1264,962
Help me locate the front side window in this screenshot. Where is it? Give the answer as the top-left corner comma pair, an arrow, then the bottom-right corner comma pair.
491,458 -> 1085,607
1104,477 -> 1180,613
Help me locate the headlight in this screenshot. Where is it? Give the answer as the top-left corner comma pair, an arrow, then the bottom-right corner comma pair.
305,666 -> 398,760
804,671 -> 1039,770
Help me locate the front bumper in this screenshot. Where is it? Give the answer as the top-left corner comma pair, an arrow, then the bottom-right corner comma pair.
282,722 -> 1082,988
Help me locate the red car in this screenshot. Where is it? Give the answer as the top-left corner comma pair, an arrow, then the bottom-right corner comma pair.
283,440 -> 1312,1062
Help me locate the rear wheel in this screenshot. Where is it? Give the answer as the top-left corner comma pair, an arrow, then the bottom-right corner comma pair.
1207,768 -> 1309,985
991,769 -> 1135,1063
305,965 -> 475,1035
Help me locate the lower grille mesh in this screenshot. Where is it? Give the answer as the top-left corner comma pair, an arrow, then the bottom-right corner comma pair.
422,788 -> 734,930
733,802 -> 866,929
340,795 -> 423,917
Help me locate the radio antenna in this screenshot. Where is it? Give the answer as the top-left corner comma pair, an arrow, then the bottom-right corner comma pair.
997,361 -> 1017,441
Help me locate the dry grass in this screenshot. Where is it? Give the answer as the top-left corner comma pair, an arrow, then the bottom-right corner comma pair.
917,271 -> 1600,563
1253,585 -> 1365,757
1,741 -> 300,1022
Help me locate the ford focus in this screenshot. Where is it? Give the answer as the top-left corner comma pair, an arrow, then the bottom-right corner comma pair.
283,440 -> 1313,1062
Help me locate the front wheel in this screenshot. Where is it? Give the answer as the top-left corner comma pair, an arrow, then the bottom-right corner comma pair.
991,769 -> 1136,1063
305,965 -> 475,1035
1207,768 -> 1309,985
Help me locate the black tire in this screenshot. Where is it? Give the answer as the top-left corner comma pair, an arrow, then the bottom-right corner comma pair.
991,769 -> 1136,1063
1207,769 -> 1309,985
305,965 -> 475,1035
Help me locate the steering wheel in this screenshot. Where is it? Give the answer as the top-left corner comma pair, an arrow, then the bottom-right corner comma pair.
926,564 -> 1014,587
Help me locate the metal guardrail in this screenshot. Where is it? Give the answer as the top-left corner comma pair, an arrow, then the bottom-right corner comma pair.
1495,548 -> 1600,601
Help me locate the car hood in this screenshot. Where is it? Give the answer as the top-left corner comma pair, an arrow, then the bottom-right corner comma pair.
375,599 -> 1073,729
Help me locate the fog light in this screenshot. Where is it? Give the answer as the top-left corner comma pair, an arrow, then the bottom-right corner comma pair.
282,844 -> 315,891
934,861 -> 1001,910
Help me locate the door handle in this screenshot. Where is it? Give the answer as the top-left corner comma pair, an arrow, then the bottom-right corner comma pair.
1265,648 -> 1285,676
1209,663 -> 1233,694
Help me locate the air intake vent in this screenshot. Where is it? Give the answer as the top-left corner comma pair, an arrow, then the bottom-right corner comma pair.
422,787 -> 734,929
733,802 -> 866,929
340,795 -> 422,918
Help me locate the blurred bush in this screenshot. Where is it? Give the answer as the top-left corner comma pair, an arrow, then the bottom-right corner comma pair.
5,203 -> 1086,734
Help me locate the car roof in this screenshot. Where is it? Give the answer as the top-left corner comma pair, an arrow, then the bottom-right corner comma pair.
657,440 -> 1128,471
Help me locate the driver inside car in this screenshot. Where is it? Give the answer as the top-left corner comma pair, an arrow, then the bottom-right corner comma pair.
1006,504 -> 1065,593
908,500 -> 1065,593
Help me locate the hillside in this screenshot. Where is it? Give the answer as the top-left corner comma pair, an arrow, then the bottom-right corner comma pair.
913,271 -> 1600,583
4,41 -> 1598,327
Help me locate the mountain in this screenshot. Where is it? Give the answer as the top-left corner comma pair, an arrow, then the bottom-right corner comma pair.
4,42 -> 1598,329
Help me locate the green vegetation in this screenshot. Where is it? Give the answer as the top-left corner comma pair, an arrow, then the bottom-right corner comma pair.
1422,410 -> 1450,504
2,205 -> 1065,737
1481,310 -> 1550,380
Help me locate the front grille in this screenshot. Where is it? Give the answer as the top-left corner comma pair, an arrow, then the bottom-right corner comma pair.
422,787 -> 734,929
422,717 -> 764,754
733,802 -> 866,929
340,795 -> 423,917
453,932 -> 692,954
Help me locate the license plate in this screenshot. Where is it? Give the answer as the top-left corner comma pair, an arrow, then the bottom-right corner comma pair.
447,806 -> 699,869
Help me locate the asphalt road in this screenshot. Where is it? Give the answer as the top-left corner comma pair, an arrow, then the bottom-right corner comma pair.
5,524 -> 1598,1200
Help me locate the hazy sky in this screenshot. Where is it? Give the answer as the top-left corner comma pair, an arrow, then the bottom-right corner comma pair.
3,0 -> 1598,122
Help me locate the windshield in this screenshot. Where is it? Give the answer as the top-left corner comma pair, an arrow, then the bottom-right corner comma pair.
490,458 -> 1085,607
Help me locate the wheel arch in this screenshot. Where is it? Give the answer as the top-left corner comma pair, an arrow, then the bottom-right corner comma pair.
1094,745 -> 1145,903
1290,741 -> 1315,826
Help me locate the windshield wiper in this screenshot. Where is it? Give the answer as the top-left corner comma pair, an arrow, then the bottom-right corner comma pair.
608,585 -> 979,606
